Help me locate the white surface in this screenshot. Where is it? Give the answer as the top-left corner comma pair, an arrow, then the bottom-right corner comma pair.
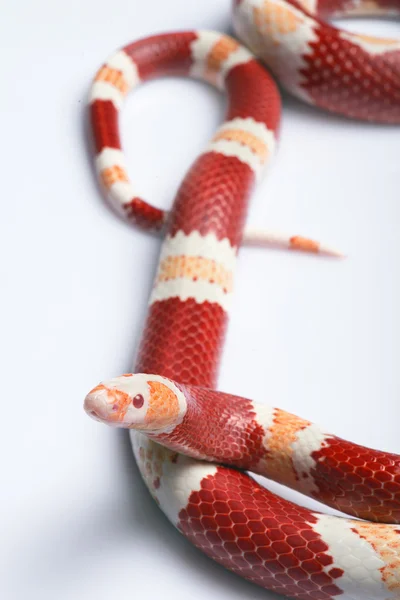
1,2 -> 399,599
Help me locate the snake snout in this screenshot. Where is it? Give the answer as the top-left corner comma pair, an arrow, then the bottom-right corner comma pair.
84,386 -> 111,423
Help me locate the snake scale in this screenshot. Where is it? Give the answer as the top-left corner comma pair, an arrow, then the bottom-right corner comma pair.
84,1 -> 400,598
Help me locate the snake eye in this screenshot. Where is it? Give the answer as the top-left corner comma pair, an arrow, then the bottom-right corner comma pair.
132,394 -> 144,409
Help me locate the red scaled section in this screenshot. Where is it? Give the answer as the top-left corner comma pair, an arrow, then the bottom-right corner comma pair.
226,60 -> 281,133
124,31 -> 197,80
310,437 -> 400,523
179,468 -> 343,600
169,153 -> 255,247
300,24 -> 400,123
157,386 -> 266,469
124,197 -> 165,230
136,298 -> 228,389
90,100 -> 121,152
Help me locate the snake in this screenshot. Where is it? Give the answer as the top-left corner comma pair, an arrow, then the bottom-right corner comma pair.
84,1 -> 400,599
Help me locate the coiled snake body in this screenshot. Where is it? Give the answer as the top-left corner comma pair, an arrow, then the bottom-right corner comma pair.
84,2 -> 400,598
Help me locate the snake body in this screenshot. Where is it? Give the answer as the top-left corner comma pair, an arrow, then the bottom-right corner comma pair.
86,375 -> 400,525
85,3 -> 400,599
233,0 -> 400,123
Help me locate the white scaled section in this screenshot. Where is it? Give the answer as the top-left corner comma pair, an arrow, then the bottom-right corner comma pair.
149,231 -> 237,312
95,148 -> 135,213
95,148 -> 127,172
209,116 -> 276,178
243,228 -> 293,247
158,231 -> 237,271
291,424 -> 331,495
189,31 -> 252,89
251,401 -> 275,433
106,50 -> 140,89
108,181 -> 135,207
220,45 -> 254,78
190,31 -> 224,86
150,279 -> 233,312
217,116 -> 274,142
233,0 -> 318,100
89,81 -> 124,109
313,515 -> 391,600
131,433 -> 218,527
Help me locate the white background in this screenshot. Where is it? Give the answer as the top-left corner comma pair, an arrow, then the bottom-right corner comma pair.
1,2 -> 399,599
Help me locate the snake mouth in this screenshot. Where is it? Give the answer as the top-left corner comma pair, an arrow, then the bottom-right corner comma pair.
87,408 -> 106,423
90,410 -> 101,419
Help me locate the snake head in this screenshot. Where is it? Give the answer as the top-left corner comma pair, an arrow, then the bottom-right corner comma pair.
84,373 -> 186,432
